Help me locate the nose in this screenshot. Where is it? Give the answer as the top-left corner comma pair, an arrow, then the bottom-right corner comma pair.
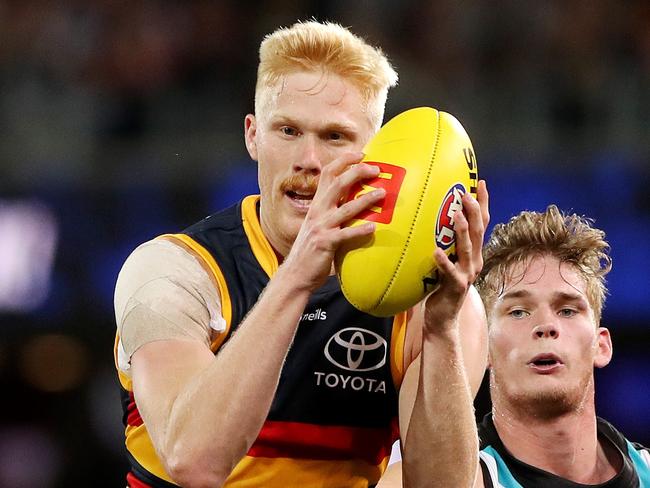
294,135 -> 325,175
532,322 -> 559,339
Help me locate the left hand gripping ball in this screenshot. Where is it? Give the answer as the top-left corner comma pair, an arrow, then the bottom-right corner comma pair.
335,107 -> 479,317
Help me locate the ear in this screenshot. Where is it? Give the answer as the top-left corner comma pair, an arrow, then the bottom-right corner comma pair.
244,114 -> 258,161
593,326 -> 613,368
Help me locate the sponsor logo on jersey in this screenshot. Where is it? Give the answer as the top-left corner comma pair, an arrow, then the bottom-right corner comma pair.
313,372 -> 387,394
324,327 -> 387,372
314,327 -> 388,394
300,308 -> 327,322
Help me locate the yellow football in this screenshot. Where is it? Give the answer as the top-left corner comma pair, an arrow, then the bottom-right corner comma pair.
335,107 -> 478,317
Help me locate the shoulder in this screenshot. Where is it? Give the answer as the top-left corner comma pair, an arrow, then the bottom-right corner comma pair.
597,417 -> 650,475
114,237 -> 220,322
597,417 -> 647,452
119,237 -> 199,275
116,239 -> 191,297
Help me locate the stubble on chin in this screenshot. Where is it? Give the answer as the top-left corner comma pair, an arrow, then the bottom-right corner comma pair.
491,369 -> 594,421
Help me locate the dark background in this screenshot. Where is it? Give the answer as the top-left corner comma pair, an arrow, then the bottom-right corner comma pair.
0,1 -> 648,486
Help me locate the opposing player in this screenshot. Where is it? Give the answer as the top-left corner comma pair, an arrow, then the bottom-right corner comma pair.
394,205 -> 650,487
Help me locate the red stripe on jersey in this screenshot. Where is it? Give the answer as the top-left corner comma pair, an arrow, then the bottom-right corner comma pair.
247,418 -> 399,465
127,391 -> 144,427
127,472 -> 153,488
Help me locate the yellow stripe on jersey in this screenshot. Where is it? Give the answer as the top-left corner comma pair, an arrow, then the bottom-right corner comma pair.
389,311 -> 408,390
240,194 -> 409,391
113,334 -> 132,389
240,195 -> 279,277
159,233 -> 233,352
126,423 -> 178,484
117,363 -> 131,391
224,454 -> 389,487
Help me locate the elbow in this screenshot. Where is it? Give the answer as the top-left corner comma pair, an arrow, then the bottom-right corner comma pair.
162,446 -> 231,488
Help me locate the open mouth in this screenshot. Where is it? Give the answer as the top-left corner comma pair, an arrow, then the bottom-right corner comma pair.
528,354 -> 563,372
286,189 -> 315,208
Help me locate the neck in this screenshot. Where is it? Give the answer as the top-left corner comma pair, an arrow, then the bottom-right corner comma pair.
492,399 -> 620,484
258,202 -> 292,259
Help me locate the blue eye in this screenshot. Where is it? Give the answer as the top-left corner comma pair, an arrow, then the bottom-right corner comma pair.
509,309 -> 529,319
559,308 -> 576,317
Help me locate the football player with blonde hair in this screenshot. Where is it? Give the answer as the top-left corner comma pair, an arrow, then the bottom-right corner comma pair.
255,21 -> 398,132
115,20 -> 489,487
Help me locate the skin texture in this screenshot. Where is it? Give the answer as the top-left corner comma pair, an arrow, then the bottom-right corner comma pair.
380,253 -> 619,488
484,255 -> 616,486
130,70 -> 490,487
398,185 -> 489,488
246,71 -> 377,261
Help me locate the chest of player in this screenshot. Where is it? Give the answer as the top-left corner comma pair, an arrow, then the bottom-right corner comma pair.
183,203 -> 399,427
266,276 -> 398,426
222,275 -> 399,427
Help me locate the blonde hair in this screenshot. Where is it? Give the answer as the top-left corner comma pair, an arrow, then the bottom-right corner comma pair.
255,20 -> 398,130
476,205 -> 612,322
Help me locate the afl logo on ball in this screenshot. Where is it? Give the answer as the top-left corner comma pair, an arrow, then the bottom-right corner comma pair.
435,183 -> 466,250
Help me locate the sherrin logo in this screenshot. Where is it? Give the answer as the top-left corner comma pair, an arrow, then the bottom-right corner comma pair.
435,183 -> 466,250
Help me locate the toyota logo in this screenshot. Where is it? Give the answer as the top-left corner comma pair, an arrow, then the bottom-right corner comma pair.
324,327 -> 387,372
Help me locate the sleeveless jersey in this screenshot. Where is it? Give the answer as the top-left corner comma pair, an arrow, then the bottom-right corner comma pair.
115,195 -> 408,487
478,413 -> 650,488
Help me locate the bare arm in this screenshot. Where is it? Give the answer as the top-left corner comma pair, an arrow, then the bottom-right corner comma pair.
131,269 -> 311,486
129,153 -> 386,487
379,292 -> 488,488
400,182 -> 489,488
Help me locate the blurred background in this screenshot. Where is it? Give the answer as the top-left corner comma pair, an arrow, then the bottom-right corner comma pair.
0,0 -> 648,485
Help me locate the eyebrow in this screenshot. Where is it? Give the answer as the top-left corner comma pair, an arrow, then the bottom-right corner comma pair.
271,115 -> 358,133
498,289 -> 586,303
498,290 -> 531,302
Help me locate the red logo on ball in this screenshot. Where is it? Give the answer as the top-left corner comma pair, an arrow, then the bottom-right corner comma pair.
345,162 -> 406,225
436,183 -> 466,250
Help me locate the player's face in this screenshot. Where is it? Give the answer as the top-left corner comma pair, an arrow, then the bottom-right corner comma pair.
488,254 -> 612,417
244,70 -> 375,254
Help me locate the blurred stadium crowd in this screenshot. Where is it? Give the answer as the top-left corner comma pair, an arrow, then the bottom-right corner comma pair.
0,1 -> 648,486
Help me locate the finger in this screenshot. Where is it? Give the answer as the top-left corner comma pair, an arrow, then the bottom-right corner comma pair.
452,208 -> 473,269
477,180 -> 490,229
434,247 -> 457,279
462,192 -> 484,259
333,161 -> 382,199
319,151 -> 367,184
323,151 -> 364,177
430,247 -> 466,299
314,159 -> 380,210
311,151 -> 366,200
328,186 -> 386,227
336,220 -> 376,244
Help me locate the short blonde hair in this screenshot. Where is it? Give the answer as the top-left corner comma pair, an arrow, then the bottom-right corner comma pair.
476,205 -> 612,323
255,20 -> 398,130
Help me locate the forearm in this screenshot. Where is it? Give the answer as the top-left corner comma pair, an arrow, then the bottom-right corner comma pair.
162,264 -> 311,482
403,324 -> 478,488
